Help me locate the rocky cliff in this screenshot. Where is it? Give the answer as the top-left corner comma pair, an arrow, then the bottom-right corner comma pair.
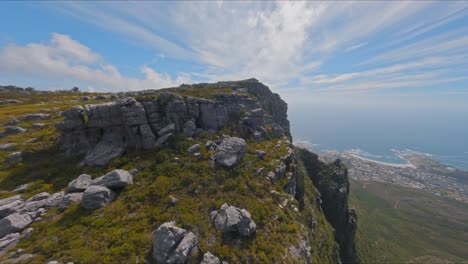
297,148 -> 359,264
0,79 -> 357,263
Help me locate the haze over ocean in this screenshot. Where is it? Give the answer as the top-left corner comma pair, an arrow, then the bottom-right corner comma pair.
288,95 -> 468,170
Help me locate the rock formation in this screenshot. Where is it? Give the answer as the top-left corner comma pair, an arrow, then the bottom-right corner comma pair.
56,79 -> 289,166
152,222 -> 198,264
210,203 -> 256,237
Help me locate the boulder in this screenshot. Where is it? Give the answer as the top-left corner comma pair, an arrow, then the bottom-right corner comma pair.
214,137 -> 246,168
31,123 -> 47,130
92,169 -> 133,188
21,192 -> 50,212
0,196 -> 22,207
81,143 -> 124,166
58,193 -> 83,211
0,213 -> 33,238
152,221 -> 198,264
81,186 -> 115,210
210,203 -> 256,237
0,233 -> 20,257
187,144 -> 200,153
158,123 -> 176,137
6,152 -> 22,165
45,192 -> 65,208
20,113 -> 50,121
67,174 -> 92,192
201,251 -> 221,264
155,133 -> 173,147
0,126 -> 26,138
0,143 -> 16,150
0,198 -> 24,219
183,120 -> 197,137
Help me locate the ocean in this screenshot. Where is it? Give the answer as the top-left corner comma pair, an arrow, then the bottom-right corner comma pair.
288,102 -> 468,170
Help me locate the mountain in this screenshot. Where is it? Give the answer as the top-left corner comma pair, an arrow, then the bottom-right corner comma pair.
0,79 -> 358,263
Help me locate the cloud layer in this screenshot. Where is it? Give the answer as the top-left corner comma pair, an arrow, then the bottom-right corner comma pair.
0,1 -> 467,94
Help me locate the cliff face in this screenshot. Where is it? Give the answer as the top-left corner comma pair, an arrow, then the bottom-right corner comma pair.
0,79 -> 357,263
56,79 -> 289,166
297,148 -> 360,264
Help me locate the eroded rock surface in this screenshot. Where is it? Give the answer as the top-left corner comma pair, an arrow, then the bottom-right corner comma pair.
210,203 -> 256,237
152,221 -> 198,264
81,186 -> 115,210
214,137 -> 246,168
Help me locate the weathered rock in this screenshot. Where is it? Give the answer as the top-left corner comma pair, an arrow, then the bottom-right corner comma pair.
200,251 -> 221,264
0,196 -> 22,208
271,124 -> 285,138
210,203 -> 256,237
58,192 -> 83,211
20,113 -> 50,121
152,221 -> 198,264
6,152 -> 22,165
183,120 -> 196,137
67,174 -> 92,192
0,199 -> 24,219
3,253 -> 36,263
92,169 -> 133,188
45,192 -> 65,208
1,126 -> 26,138
21,192 -> 50,213
0,233 -> 20,257
23,138 -> 37,144
187,144 -> 200,153
81,143 -> 124,166
205,141 -> 217,151
81,186 -> 115,210
0,213 -> 33,238
31,123 -> 47,130
158,123 -> 176,137
81,96 -> 90,101
155,133 -> 173,147
214,137 -> 246,168
0,143 -> 16,150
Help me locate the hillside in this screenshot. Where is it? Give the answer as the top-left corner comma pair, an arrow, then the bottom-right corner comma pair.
350,179 -> 468,263
0,80 -> 357,263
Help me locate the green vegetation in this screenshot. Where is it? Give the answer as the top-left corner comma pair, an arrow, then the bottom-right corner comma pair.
0,91 -> 339,263
350,180 -> 468,264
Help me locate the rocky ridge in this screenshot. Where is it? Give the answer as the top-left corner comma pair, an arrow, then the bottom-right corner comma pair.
0,79 -> 358,263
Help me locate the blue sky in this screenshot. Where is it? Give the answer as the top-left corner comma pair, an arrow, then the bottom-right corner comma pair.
0,1 -> 467,110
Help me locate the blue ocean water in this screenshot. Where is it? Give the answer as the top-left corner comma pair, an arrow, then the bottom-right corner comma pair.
288,103 -> 468,170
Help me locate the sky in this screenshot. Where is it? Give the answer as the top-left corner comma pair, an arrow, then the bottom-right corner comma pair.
0,1 -> 467,110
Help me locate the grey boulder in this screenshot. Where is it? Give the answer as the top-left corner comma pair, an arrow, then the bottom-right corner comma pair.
152,221 -> 198,264
45,192 -> 65,208
187,144 -> 200,153
0,233 -> 20,257
201,251 -> 221,264
0,196 -> 24,219
0,213 -> 33,238
214,137 -> 246,168
210,203 -> 256,237
92,169 -> 133,188
81,186 -> 115,210
0,143 -> 16,150
20,113 -> 50,121
0,126 -> 26,138
67,174 -> 92,192
59,192 -> 83,211
81,142 -> 124,166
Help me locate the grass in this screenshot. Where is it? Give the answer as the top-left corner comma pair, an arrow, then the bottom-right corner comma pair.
0,90 -> 340,263
350,179 -> 468,264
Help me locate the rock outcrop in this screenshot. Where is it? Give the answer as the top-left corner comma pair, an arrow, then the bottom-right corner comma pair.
297,148 -> 359,264
214,137 -> 246,168
210,203 -> 256,237
67,174 -> 92,193
56,79 -> 289,166
152,222 -> 198,264
81,186 -> 115,210
91,169 -> 133,188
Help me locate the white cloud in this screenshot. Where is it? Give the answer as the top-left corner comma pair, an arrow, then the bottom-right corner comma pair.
0,33 -> 190,91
